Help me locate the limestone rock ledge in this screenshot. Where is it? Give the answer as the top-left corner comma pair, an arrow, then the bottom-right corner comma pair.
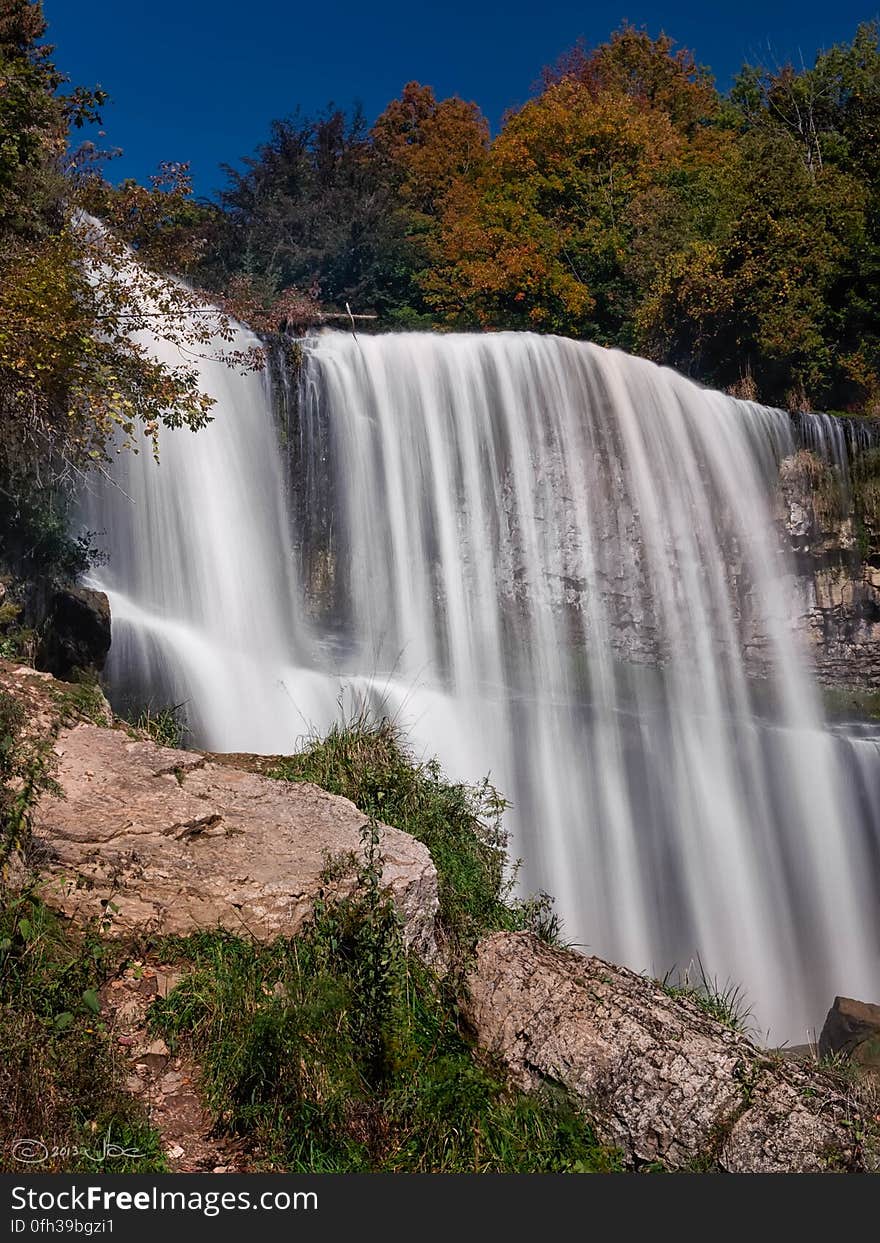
33,724 -> 439,960
464,931 -> 875,1173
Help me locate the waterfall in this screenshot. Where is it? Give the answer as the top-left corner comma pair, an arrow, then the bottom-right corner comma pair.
81,321 -> 334,752
85,326 -> 880,1041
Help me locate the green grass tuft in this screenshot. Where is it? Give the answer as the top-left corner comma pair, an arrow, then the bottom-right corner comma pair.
267,714 -> 559,958
660,961 -> 753,1035
127,702 -> 189,749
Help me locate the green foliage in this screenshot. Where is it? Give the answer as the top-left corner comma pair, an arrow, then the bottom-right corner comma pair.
815,1047 -> 862,1083
649,20 -> 880,411
2,6 -> 878,451
0,686 -> 55,873
0,618 -> 34,664
0,2 -> 250,538
46,678 -> 108,728
0,479 -> 103,662
660,961 -> 753,1034
638,130 -> 868,406
195,106 -> 427,323
125,701 -> 189,749
850,446 -> 880,548
0,679 -> 162,1171
0,3 -> 272,650
0,891 -> 166,1173
268,714 -> 558,959
151,823 -> 616,1173
0,483 -> 93,583
194,19 -> 879,414
4,6 -> 878,432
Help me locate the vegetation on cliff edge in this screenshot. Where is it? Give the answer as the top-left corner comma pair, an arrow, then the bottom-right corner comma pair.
0,686 -> 166,1172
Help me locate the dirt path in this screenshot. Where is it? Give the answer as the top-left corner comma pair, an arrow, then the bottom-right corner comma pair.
101,962 -> 249,1173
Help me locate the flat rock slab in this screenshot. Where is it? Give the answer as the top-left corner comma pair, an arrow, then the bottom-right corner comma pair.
34,725 -> 438,958
464,931 -> 875,1173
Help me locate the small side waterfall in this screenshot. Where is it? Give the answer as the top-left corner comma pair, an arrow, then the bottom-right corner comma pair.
82,322 -> 331,752
85,327 -> 880,1040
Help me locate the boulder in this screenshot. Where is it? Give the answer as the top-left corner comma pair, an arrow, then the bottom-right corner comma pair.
819,996 -> 880,1075
39,586 -> 111,679
33,724 -> 438,961
463,931 -> 874,1172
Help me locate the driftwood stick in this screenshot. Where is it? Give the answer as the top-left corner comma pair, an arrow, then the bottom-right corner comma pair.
319,312 -> 379,321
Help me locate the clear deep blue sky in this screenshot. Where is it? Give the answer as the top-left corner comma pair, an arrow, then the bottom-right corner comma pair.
44,1 -> 879,198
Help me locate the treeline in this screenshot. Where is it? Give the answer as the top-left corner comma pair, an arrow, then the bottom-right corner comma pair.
2,3 -> 879,513
133,20 -> 879,416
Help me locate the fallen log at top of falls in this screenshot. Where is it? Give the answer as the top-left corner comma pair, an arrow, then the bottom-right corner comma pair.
463,932 -> 878,1173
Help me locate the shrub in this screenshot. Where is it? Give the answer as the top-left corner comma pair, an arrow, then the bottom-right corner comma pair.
660,960 -> 753,1034
0,688 -> 56,875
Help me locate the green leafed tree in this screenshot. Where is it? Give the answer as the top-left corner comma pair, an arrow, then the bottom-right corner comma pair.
642,21 -> 880,411
193,107 -> 422,323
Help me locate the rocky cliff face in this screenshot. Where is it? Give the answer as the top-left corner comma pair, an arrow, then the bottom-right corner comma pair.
778,448 -> 880,690
275,346 -> 880,692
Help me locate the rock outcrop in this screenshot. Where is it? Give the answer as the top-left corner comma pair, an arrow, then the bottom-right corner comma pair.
820,996 -> 880,1079
777,447 -> 880,690
0,661 -> 114,737
38,586 -> 112,680
33,724 -> 439,960
464,932 -> 875,1172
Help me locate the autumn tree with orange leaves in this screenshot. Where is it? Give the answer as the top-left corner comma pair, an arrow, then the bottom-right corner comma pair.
424,30 -> 719,343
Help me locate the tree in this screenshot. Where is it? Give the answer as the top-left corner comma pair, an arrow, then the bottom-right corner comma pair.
198,107 -> 420,321
0,0 -> 241,569
731,22 -> 880,182
545,23 -> 718,135
424,62 -> 703,342
82,161 -> 222,278
636,131 -> 867,408
372,82 -> 488,218
690,22 -> 880,410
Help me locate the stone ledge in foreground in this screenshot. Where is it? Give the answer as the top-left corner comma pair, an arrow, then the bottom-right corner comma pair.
463,930 -> 875,1173
33,723 -> 439,961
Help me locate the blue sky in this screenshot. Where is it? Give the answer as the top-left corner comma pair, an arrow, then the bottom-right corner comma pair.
44,1 -> 878,197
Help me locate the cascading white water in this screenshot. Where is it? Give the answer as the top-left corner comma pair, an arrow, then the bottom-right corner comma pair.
85,326 -> 880,1041
81,321 -> 336,752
